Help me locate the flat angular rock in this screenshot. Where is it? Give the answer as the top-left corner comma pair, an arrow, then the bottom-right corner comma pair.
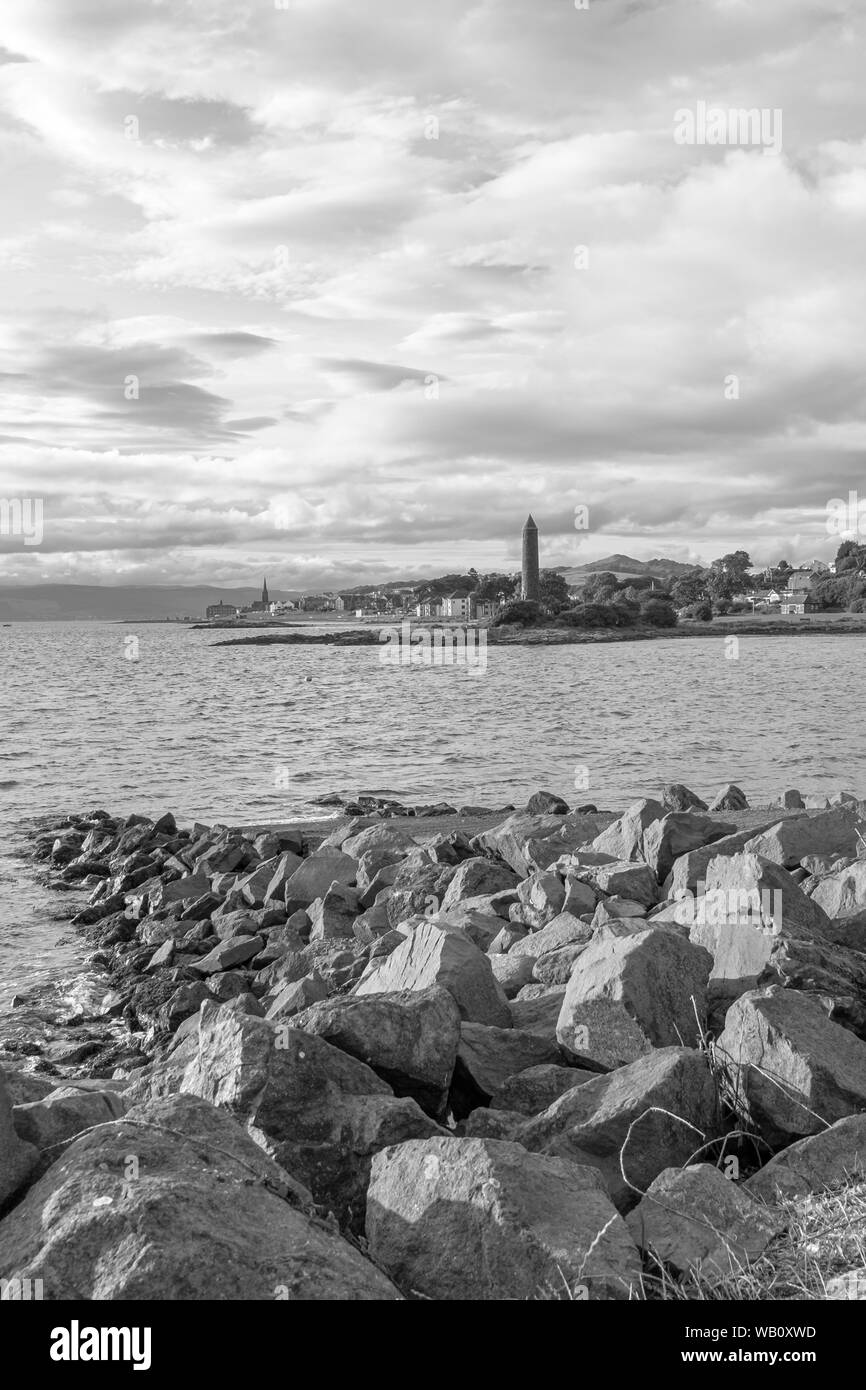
440,857 -> 519,911
686,853 -> 834,1000
354,918 -> 511,1027
181,1002 -> 443,1230
236,856 -> 282,908
588,860 -> 658,908
515,871 -> 567,929
192,934 -> 264,975
490,1063 -> 594,1116
472,812 -> 606,878
264,850 -> 304,902
662,824 -> 778,899
366,1136 -> 640,1300
744,809 -> 863,870
642,814 -> 735,884
436,907 -> 505,951
518,1047 -> 720,1211
591,798 -> 666,863
809,859 -> 866,932
307,882 -> 360,941
627,1163 -> 782,1278
291,986 -> 460,1118
490,952 -> 536,997
509,911 -> 593,960
340,823 -> 420,859
509,987 -> 567,1041
532,941 -> 590,985
284,850 -> 357,905
265,971 -> 329,1020
454,1022 -> 561,1102
715,987 -> 866,1146
746,1114 -> 866,1201
0,1093 -> 401,1300
556,927 -> 711,1068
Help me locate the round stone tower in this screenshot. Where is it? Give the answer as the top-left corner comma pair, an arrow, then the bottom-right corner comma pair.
521,514 -> 540,602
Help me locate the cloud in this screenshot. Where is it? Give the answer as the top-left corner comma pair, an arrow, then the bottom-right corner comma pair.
0,0 -> 865,585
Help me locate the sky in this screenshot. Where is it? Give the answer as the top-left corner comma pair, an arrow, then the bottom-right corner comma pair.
0,0 -> 865,590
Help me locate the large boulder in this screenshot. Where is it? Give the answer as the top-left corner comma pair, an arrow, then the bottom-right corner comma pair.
556,927 -> 712,1068
587,860 -> 658,908
0,1093 -> 401,1299
744,809 -> 863,870
661,783 -> 708,812
746,1115 -> 866,1201
307,882 -> 359,941
662,823 -> 779,899
591,799 -> 666,863
284,850 -> 357,905
518,1047 -> 720,1211
180,1001 -> 443,1230
685,853 -> 835,1001
627,1163 -> 782,1278
708,784 -> 749,812
526,790 -> 570,815
472,812 -> 607,878
340,823 -> 419,859
808,859 -> 866,934
440,858 -> 519,911
366,1137 -> 640,1300
354,919 -> 511,1028
0,1068 -> 38,1207
291,987 -> 460,1118
715,987 -> 866,1147
514,871 -> 567,929
641,814 -> 735,883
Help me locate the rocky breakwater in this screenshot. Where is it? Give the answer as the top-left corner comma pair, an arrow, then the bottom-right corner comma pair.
2,785 -> 866,1300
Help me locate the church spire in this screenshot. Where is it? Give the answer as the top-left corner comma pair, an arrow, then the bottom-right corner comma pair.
262,576 -> 269,607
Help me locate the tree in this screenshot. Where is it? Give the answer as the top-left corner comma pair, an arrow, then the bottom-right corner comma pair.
539,570 -> 570,613
492,599 -> 541,627
670,570 -> 707,607
581,571 -> 619,604
707,551 -> 752,602
641,598 -> 677,628
473,571 -> 519,604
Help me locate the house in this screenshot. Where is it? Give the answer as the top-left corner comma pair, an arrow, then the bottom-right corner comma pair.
441,591 -> 471,619
781,570 -> 820,613
415,597 -> 442,619
786,569 -> 814,593
205,601 -> 239,620
781,594 -> 820,615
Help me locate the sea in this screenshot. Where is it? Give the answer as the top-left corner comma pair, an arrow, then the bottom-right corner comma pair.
1,619 -> 864,1018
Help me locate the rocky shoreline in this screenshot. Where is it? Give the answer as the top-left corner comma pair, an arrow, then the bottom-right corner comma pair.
210,616 -> 866,647
2,783 -> 866,1299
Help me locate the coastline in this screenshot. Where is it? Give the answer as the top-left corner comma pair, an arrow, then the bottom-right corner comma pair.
3,788 -> 866,1302
207,615 -> 866,646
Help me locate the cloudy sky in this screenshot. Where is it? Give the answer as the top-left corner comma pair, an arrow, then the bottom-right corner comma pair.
0,0 -> 864,589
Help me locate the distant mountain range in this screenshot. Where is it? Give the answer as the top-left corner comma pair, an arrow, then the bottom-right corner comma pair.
0,585 -> 302,622
557,554 -> 701,586
0,557 -> 703,619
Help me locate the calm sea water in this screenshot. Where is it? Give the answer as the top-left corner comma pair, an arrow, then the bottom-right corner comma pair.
1,620 -> 864,1013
